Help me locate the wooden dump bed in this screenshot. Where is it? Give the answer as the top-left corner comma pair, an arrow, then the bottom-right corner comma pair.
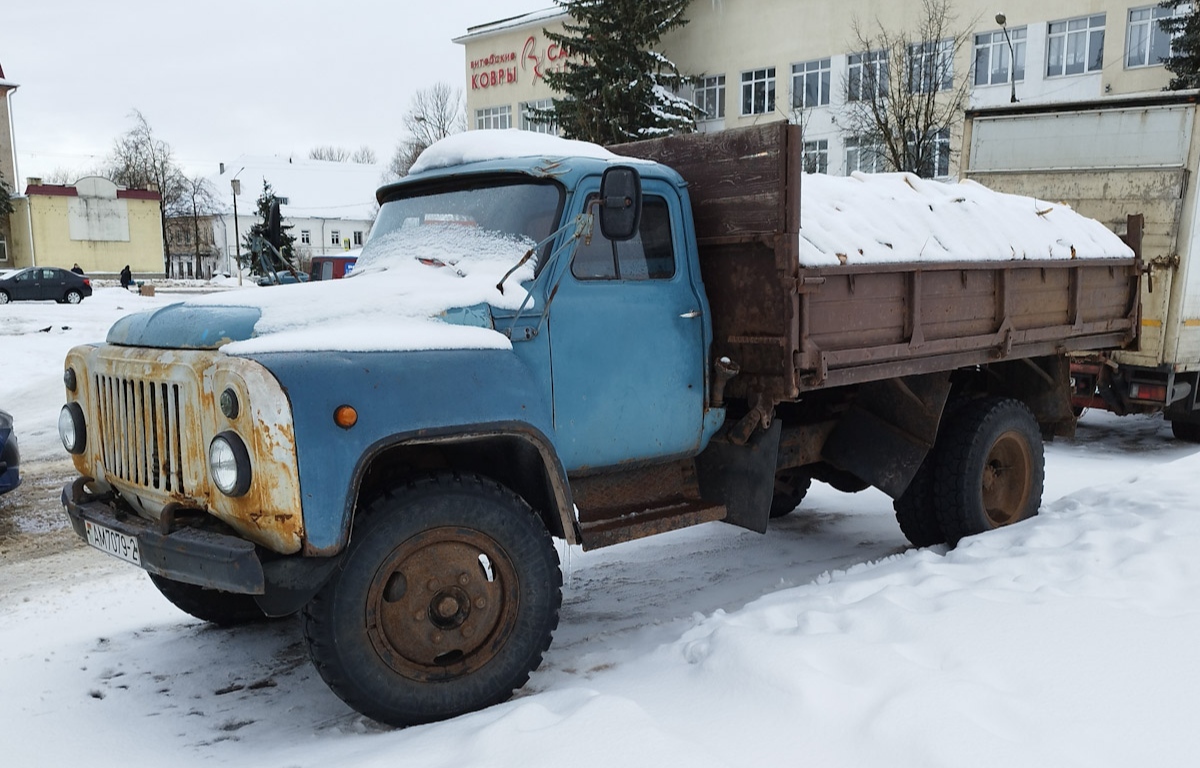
612,125 -> 1141,404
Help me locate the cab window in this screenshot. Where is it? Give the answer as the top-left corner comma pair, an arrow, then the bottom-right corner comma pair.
572,196 -> 676,280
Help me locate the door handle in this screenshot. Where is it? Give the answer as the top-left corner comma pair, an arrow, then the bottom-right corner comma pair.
680,309 -> 701,318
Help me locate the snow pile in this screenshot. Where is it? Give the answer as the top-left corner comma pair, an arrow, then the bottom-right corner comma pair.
799,172 -> 1133,266
2,410 -> 1200,766
194,225 -> 539,356
409,130 -> 649,174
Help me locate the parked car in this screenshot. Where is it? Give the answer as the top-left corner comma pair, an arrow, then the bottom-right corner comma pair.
0,267 -> 93,304
256,271 -> 310,286
0,409 -> 19,495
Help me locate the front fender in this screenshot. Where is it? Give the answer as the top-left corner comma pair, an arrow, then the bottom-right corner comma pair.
249,349 -> 562,553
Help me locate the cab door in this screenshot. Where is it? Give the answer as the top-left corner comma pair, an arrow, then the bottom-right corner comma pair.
547,180 -> 708,471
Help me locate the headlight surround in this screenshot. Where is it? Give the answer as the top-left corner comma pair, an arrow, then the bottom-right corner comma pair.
58,403 -> 87,454
208,431 -> 252,497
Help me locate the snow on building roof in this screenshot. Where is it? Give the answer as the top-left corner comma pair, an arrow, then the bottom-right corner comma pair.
209,156 -> 384,221
798,173 -> 1134,266
454,7 -> 567,42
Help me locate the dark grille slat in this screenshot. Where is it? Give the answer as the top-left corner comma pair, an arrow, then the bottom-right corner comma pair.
92,372 -> 190,495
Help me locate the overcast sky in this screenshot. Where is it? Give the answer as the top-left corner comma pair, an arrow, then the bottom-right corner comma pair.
2,0 -> 545,184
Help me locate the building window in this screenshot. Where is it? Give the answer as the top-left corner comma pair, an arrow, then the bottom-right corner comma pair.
300,229 -> 311,244
848,50 -> 889,101
908,39 -> 955,93
802,139 -> 829,174
353,230 -> 364,246
476,105 -> 513,130
908,128 -> 951,178
741,68 -> 776,115
792,59 -> 831,109
694,75 -> 726,120
974,28 -> 1027,85
1047,14 -> 1105,77
330,229 -> 341,246
845,136 -> 885,174
1127,6 -> 1179,68
520,99 -> 556,133
0,237 -> 7,262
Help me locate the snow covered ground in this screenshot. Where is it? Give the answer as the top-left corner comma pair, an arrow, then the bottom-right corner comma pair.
3,289 -> 1200,767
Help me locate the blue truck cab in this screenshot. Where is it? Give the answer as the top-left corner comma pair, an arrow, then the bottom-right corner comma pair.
58,140 -> 748,728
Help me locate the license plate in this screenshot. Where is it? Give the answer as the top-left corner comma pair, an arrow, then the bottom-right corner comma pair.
85,520 -> 142,566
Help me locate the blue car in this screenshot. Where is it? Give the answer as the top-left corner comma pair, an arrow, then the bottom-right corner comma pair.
0,409 -> 18,494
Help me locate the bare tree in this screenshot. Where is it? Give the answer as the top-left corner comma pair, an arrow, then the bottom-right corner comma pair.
351,145 -> 377,164
309,145 -> 352,162
387,82 -> 465,179
104,110 -> 186,271
178,174 -> 219,278
841,0 -> 974,177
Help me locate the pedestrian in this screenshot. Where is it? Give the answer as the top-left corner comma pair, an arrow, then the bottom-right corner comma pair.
71,263 -> 84,275
120,265 -> 132,289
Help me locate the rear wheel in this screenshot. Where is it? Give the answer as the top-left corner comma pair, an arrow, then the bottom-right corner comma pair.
932,398 -> 1044,547
0,291 -> 9,304
893,458 -> 945,547
64,290 -> 83,304
1170,419 -> 1200,443
303,473 -> 561,727
769,469 -> 812,518
147,573 -> 268,626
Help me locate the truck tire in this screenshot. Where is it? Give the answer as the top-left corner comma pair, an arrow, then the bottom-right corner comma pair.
303,473 -> 561,727
892,458 -> 945,547
1170,419 -> 1200,443
769,469 -> 812,518
147,573 -> 268,627
933,398 -> 1044,547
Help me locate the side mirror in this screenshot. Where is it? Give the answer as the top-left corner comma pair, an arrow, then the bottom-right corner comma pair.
267,200 -> 282,250
598,165 -> 642,241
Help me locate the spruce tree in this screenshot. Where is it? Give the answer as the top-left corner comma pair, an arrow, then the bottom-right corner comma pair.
0,172 -> 13,216
244,180 -> 297,276
542,0 -> 698,144
1159,1 -> 1200,90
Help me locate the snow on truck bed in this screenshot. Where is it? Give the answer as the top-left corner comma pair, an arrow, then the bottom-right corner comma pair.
797,171 -> 1133,267
417,130 -> 1132,266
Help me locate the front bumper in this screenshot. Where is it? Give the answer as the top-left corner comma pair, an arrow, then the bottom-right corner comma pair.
61,479 -> 265,594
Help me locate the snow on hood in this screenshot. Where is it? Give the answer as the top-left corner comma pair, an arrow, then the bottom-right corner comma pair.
409,129 -> 650,174
181,225 -> 539,355
799,172 -> 1134,266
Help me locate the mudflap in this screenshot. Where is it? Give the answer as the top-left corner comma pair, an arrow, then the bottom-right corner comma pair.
695,420 -> 782,534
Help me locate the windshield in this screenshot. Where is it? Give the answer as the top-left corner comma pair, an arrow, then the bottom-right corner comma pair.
359,178 -> 564,272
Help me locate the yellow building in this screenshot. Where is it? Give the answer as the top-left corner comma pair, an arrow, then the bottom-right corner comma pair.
1,61 -> 18,266
7,176 -> 165,277
458,1 -> 1181,177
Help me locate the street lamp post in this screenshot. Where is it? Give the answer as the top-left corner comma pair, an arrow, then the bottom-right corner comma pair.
996,13 -> 1019,103
231,168 -> 244,286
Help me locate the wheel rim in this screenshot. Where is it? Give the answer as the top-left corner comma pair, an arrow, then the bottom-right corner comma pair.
67,292 -> 81,304
980,430 -> 1033,527
366,526 -> 519,683
0,293 -> 8,304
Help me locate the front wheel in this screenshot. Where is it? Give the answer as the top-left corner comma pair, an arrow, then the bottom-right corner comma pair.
303,473 -> 561,727
147,573 -> 268,626
932,398 -> 1044,547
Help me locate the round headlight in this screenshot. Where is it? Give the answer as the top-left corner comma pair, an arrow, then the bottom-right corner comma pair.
219,387 -> 240,419
58,403 -> 87,454
208,432 -> 252,497
63,367 -> 78,392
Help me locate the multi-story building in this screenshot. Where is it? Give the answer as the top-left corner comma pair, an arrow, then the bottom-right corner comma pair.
456,2 -> 1182,177
0,61 -> 18,267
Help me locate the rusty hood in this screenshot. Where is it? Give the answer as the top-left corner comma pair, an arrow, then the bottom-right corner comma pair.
106,303 -> 262,350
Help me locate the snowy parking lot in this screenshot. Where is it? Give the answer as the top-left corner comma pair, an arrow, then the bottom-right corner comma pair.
2,287 -> 1200,767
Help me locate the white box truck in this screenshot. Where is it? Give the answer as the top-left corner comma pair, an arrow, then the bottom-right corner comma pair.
963,92 -> 1200,441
